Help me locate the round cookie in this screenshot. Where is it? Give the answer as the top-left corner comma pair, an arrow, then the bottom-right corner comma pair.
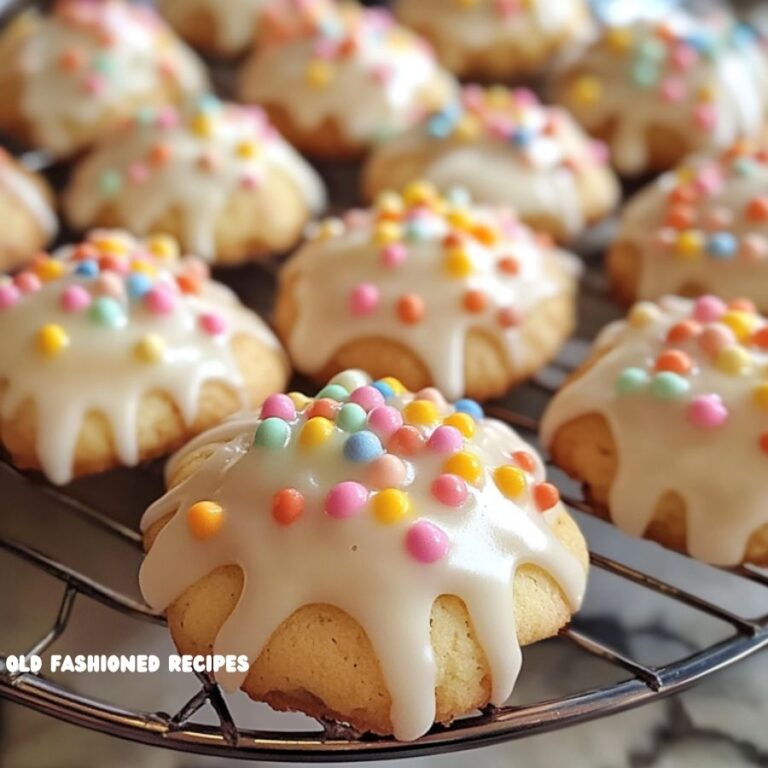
394,0 -> 594,81
0,230 -> 289,485
64,97 -> 326,265
608,141 -> 768,308
237,0 -> 457,159
0,0 -> 208,158
363,85 -> 620,242
275,183 -> 581,401
0,148 -> 57,272
158,0 -> 267,57
542,295 -> 768,566
140,369 -> 588,740
551,13 -> 768,176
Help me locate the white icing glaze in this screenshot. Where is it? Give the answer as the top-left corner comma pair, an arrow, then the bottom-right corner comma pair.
559,14 -> 768,175
367,87 -> 617,238
281,192 -> 581,400
238,2 -> 457,146
16,0 -> 208,156
541,296 -> 768,565
159,0 -> 267,55
0,231 -> 281,484
64,98 -> 326,262
617,147 -> 768,305
0,151 -> 57,238
140,371 -> 587,740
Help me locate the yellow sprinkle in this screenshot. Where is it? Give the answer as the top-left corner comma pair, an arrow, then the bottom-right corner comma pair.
443,451 -> 482,485
36,324 -> 69,357
288,391 -> 312,410
605,27 -> 633,52
374,221 -> 402,245
569,76 -> 602,106
372,488 -> 412,525
697,84 -> 716,103
454,115 -> 481,141
190,113 -> 214,138
311,218 -> 344,241
375,191 -> 404,217
147,234 -> 180,261
299,416 -> 334,448
130,259 -> 158,277
236,140 -> 260,159
403,181 -> 437,207
403,399 -> 439,426
754,383 -> 768,410
306,59 -> 334,88
90,236 -> 127,255
33,258 -> 65,282
493,465 -> 528,499
187,501 -> 224,539
444,247 -> 474,278
380,376 -> 406,395
716,345 -> 752,376
628,302 -> 659,328
443,412 -> 475,438
447,208 -> 474,231
134,334 -> 165,363
675,230 -> 704,260
720,310 -> 756,342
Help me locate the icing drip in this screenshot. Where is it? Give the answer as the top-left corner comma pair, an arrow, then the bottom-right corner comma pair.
369,85 -> 616,237
618,142 -> 768,304
17,0 -> 207,155
65,97 -> 326,262
0,230 -> 280,484
281,183 -> 581,400
541,295 -> 768,565
0,150 -> 57,238
140,370 -> 587,740
159,0 -> 267,54
239,0 -> 457,144
560,14 -> 768,175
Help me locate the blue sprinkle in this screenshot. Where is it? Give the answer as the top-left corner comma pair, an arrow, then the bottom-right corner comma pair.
126,273 -> 153,300
731,22 -> 758,48
343,431 -> 383,463
453,398 -> 484,419
707,232 -> 738,260
75,260 -> 99,278
427,113 -> 455,139
197,93 -> 222,113
372,380 -> 394,399
510,127 -> 533,148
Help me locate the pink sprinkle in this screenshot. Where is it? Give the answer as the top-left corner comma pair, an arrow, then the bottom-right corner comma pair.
512,87 -> 537,106
261,393 -> 297,421
694,103 -> 716,132
704,207 -> 733,230
185,257 -> 210,280
590,139 -> 610,164
84,73 -> 107,95
659,76 -> 686,104
95,272 -> 125,299
240,173 -> 263,190
349,385 -> 385,412
380,243 -> 407,268
348,283 -> 380,316
60,284 -> 91,312
671,43 -> 698,71
367,405 -> 404,439
0,283 -> 20,310
427,426 -> 463,455
156,106 -> 180,129
699,324 -> 736,357
405,520 -> 450,564
692,295 -> 727,323
694,165 -> 723,195
741,234 -> 768,262
654,227 -> 677,248
415,387 -> 446,407
14,272 -> 41,294
324,481 -> 368,519
366,454 -> 407,489
144,285 -> 177,315
431,474 -> 468,507
371,64 -> 393,84
199,312 -> 227,336
687,394 -> 728,429
128,162 -> 149,184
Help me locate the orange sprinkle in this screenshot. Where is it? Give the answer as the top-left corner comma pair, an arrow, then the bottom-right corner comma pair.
397,294 -> 425,324
148,142 -> 172,167
655,349 -> 692,374
666,320 -> 700,344
388,426 -> 425,456
669,185 -> 697,205
176,274 -> 201,295
512,451 -> 537,473
471,223 -> 498,245
729,298 -> 756,313
497,307 -> 521,328
746,196 -> 768,222
307,398 -> 339,420
498,256 -> 519,275
463,289 -> 487,313
760,433 -> 768,455
187,501 -> 224,539
753,327 -> 768,349
664,204 -> 696,230
272,488 -> 304,526
533,483 -> 560,512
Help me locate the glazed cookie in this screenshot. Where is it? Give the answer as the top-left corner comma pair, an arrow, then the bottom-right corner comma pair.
395,0 -> 594,80
158,0 -> 266,57
552,13 -> 768,176
364,85 -> 620,242
542,295 -> 768,566
608,141 -> 768,308
237,0 -> 457,159
0,230 -> 289,484
0,0 -> 208,157
140,369 -> 588,740
0,148 -> 57,272
64,97 -> 326,265
275,183 -> 581,401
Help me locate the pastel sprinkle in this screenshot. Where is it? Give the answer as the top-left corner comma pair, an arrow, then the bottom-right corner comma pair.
337,402 -> 368,433
687,394 -> 728,429
405,521 -> 449,564
261,393 -> 297,421
325,481 -> 368,519
372,488 -> 411,525
367,405 -> 404,439
272,488 -> 304,526
254,418 -> 291,450
650,372 -> 690,399
343,430 -> 383,463
187,501 -> 224,539
427,425 -> 464,454
431,474 -> 468,507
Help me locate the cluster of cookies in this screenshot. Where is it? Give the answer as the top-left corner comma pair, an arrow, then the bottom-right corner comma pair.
3,0 -> 768,746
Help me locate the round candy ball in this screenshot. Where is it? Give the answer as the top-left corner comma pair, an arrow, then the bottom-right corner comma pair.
261,393 -> 297,421
325,481 -> 368,519
253,417 -> 291,449
687,394 -> 728,428
431,474 -> 468,507
337,402 -> 368,433
343,430 -> 383,463
405,521 -> 450,564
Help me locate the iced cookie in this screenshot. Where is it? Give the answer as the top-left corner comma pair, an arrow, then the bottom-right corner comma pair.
608,141 -> 768,308
552,13 -> 768,175
237,0 -> 457,159
395,0 -> 594,80
158,0 -> 267,57
0,148 -> 57,272
276,184 -> 581,401
364,85 -> 619,242
0,0 -> 208,157
140,370 -> 588,740
64,97 -> 326,265
0,230 -> 288,484
542,295 -> 768,565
